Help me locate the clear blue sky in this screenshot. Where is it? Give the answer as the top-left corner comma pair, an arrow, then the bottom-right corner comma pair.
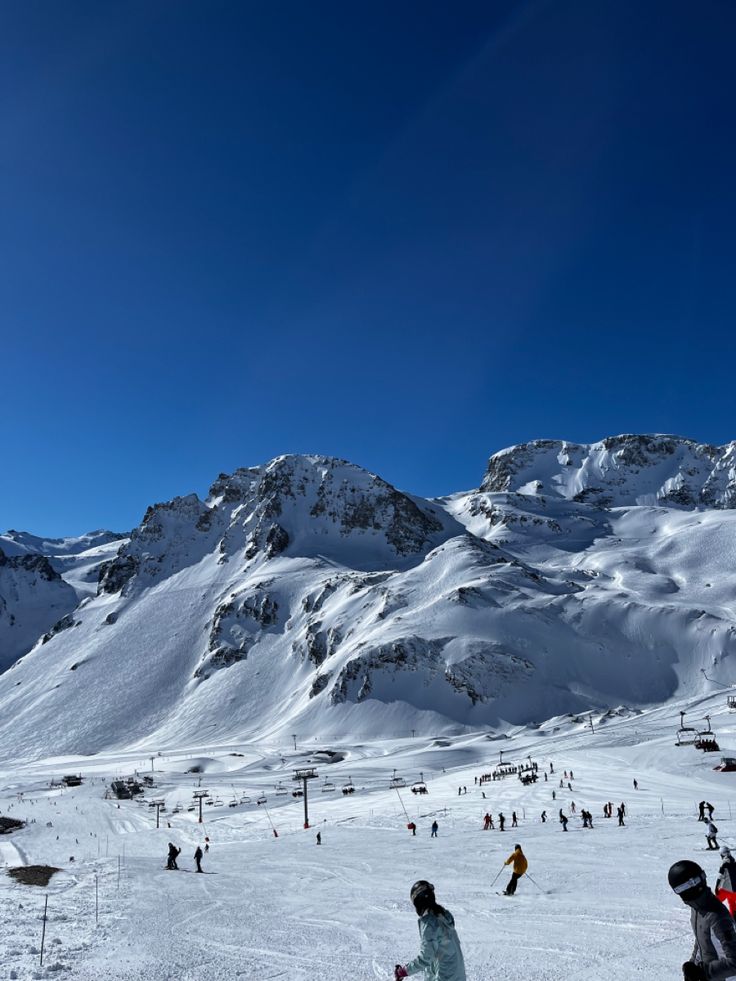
2,1 -> 735,536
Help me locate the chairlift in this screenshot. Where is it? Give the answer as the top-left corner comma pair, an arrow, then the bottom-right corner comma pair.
728,696 -> 736,712
411,772 -> 428,795
676,710 -> 698,746
321,779 -> 336,793
389,768 -> 406,789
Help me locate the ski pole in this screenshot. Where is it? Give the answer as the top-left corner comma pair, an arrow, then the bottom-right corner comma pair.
490,864 -> 506,887
524,872 -> 543,892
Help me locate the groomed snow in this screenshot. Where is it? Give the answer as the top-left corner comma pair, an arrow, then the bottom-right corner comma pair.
2,689 -> 736,980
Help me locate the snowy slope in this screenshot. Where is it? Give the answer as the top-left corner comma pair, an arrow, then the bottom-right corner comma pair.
1,439 -> 736,761
2,689 -> 736,981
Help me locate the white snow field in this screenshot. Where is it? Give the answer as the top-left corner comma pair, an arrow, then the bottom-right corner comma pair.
2,692 -> 736,981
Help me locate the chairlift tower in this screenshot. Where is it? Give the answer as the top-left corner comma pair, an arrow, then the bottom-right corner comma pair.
193,790 -> 210,824
293,768 -> 318,828
153,799 -> 165,829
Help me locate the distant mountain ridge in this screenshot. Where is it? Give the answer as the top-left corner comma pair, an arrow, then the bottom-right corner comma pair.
481,434 -> 736,508
1,436 -> 736,761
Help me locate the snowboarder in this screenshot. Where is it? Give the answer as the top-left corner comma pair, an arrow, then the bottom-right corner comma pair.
706,820 -> 719,850
194,845 -> 204,873
503,844 -> 528,896
559,810 -> 568,831
393,880 -> 466,980
669,859 -> 736,980
166,842 -> 180,870
717,847 -> 736,917
512,812 -> 518,828
431,821 -> 438,838
316,832 -> 321,845
499,813 -> 506,832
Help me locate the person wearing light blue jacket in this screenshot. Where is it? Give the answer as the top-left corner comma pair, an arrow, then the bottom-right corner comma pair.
394,880 -> 466,981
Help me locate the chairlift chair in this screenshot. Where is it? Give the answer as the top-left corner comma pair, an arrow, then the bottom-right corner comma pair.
275,783 -> 288,797
411,771 -> 428,794
321,779 -> 336,793
728,696 -> 736,712
256,794 -> 267,805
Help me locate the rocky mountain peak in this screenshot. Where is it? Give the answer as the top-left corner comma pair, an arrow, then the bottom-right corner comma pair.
480,434 -> 736,509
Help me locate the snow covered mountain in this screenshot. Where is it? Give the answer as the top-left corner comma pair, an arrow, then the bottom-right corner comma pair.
481,435 -> 736,508
1,438 -> 735,761
0,529 -> 127,672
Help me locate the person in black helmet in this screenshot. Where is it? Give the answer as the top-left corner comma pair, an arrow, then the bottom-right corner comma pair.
393,880 -> 466,980
669,859 -> 736,980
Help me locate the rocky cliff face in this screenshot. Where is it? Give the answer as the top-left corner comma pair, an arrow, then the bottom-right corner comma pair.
480,435 -> 736,508
98,455 -> 460,597
0,548 -> 79,672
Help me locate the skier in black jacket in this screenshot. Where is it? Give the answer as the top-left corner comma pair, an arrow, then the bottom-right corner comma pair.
166,842 -> 180,870
669,859 -> 736,980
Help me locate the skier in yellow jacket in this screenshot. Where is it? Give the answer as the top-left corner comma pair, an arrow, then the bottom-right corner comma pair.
503,844 -> 528,895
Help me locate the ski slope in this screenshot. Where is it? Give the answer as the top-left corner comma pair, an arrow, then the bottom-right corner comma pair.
2,689 -> 736,980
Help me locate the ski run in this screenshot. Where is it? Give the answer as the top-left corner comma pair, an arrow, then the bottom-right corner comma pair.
3,691 -> 736,980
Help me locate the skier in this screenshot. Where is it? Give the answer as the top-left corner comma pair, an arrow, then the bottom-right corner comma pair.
512,812 -> 518,828
707,803 -> 716,819
194,845 -> 204,873
706,820 -> 719,851
717,848 -> 736,917
204,836 -> 210,852
669,859 -> 736,980
541,811 -> 547,823
408,822 -> 417,836
552,790 -> 556,801
499,813 -> 506,832
617,805 -> 625,827
570,802 -> 576,814
559,810 -> 568,832
483,813 -> 491,831
316,832 -> 321,845
569,770 -> 574,780
699,801 -> 707,822
550,763 -> 554,774
431,821 -> 439,838
393,880 -> 466,980
166,842 -> 180,870
633,779 -> 638,790
503,844 -> 528,896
